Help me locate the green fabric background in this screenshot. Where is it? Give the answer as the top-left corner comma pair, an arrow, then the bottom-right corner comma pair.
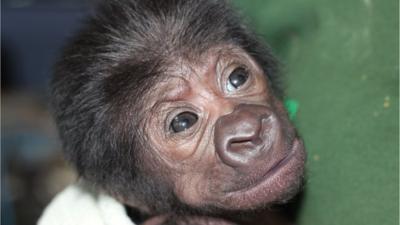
232,0 -> 399,224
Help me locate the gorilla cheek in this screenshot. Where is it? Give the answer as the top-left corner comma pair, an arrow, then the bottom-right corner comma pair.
174,173 -> 211,207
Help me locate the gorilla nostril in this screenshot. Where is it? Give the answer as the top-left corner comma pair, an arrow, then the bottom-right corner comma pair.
229,139 -> 252,151
228,135 -> 263,152
214,105 -> 275,167
260,116 -> 273,135
223,116 -> 266,158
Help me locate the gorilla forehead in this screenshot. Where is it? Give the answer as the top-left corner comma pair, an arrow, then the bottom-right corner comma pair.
94,0 -> 242,55
77,0 -> 250,104
62,0 -> 280,95
63,2 -> 234,61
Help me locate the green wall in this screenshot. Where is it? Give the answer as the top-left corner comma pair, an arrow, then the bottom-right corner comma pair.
233,0 -> 399,224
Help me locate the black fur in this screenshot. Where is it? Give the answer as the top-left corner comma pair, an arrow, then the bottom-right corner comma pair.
50,0 -> 281,214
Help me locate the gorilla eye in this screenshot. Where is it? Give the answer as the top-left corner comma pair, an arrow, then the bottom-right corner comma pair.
170,112 -> 198,133
227,67 -> 249,92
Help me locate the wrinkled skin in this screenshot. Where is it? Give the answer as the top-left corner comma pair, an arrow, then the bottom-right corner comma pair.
139,46 -> 306,224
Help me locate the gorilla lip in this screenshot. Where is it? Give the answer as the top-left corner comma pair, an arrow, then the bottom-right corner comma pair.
265,139 -> 299,176
228,137 -> 303,194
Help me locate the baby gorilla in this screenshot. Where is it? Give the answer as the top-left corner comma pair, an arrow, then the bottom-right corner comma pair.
46,0 -> 306,224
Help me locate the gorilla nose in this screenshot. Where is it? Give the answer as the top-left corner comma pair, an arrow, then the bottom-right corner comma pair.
214,104 -> 272,167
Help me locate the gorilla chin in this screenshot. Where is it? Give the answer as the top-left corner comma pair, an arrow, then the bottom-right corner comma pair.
222,138 -> 306,210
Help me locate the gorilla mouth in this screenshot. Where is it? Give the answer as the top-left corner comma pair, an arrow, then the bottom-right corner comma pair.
224,137 -> 305,207
262,139 -> 298,178
242,138 -> 298,189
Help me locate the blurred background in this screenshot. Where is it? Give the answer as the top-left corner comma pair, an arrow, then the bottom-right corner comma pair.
1,0 -> 398,225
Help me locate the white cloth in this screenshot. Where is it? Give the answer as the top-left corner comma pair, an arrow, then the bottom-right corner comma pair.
38,181 -> 135,225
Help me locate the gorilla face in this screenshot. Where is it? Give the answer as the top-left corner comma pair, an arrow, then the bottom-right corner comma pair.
143,46 -> 305,211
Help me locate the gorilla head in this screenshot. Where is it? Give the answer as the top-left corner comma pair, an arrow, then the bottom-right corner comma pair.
50,0 -> 306,223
